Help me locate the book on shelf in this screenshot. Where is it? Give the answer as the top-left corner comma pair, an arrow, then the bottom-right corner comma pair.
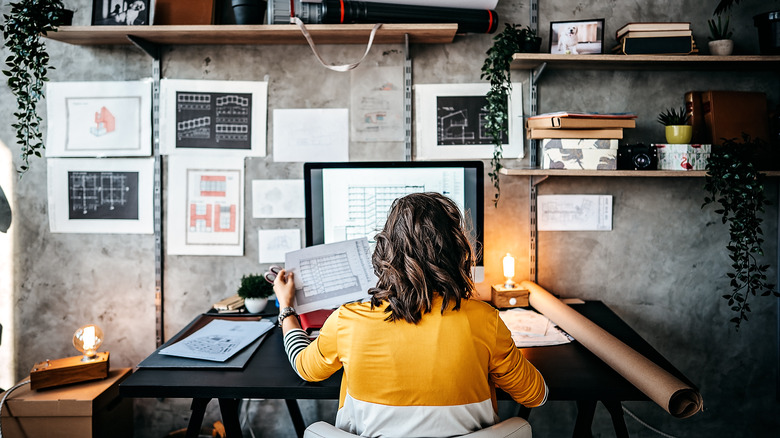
613,35 -> 695,55
528,127 -> 624,140
213,294 -> 245,311
684,91 -> 710,144
701,90 -> 769,145
528,111 -> 637,120
620,29 -> 693,39
526,117 -> 636,130
616,22 -> 691,39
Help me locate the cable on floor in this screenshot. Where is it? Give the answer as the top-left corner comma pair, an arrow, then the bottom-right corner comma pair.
622,405 -> 679,438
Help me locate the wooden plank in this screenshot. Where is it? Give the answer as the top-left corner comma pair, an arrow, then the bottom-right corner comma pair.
511,53 -> 780,71
44,23 -> 458,46
500,168 -> 780,177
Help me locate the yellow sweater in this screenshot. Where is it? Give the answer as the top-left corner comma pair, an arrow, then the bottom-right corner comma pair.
291,296 -> 547,437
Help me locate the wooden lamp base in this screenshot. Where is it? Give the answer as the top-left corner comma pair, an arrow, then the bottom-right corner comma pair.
491,284 -> 529,308
29,351 -> 110,390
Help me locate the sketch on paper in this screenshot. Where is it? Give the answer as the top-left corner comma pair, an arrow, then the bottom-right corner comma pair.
272,108 -> 349,162
160,79 -> 267,157
252,179 -> 305,218
258,229 -> 301,264
537,195 -> 612,231
350,65 -> 405,142
167,156 -> 245,256
46,80 -> 152,157
48,158 -> 154,234
68,171 -> 138,220
436,95 -> 507,146
159,319 -> 275,362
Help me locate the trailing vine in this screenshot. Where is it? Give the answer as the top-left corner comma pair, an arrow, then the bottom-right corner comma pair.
703,135 -> 779,330
481,23 -> 538,206
1,0 -> 68,174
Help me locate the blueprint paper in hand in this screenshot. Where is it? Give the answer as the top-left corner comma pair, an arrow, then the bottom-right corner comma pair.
159,319 -> 274,362
286,237 -> 377,314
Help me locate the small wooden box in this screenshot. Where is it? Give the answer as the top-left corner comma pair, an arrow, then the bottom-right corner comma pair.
30,352 -> 110,390
491,284 -> 529,308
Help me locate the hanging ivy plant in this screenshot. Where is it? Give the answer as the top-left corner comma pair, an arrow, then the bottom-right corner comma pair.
481,24 -> 540,206
703,135 -> 779,330
1,0 -> 70,174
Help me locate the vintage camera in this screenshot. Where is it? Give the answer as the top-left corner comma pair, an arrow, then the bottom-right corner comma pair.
617,143 -> 657,170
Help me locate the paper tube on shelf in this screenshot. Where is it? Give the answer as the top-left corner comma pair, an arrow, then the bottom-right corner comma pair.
521,280 -> 703,419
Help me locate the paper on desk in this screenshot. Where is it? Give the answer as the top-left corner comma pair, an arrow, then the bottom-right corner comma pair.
159,319 -> 274,362
286,237 -> 377,314
499,308 -> 573,347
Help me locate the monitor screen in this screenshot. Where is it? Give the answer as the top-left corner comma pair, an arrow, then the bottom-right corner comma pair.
304,161 -> 484,280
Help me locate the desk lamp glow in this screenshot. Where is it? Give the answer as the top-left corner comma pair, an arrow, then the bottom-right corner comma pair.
28,324 -> 110,390
491,253 -> 529,309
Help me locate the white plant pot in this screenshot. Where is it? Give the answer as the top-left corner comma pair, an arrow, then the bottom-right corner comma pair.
708,39 -> 734,56
244,297 -> 268,313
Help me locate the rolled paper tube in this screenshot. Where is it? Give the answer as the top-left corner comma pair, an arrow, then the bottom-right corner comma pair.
521,280 -> 703,418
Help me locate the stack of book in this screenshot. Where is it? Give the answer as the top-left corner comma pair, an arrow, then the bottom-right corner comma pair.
612,22 -> 696,55
527,112 -> 637,170
212,294 -> 245,313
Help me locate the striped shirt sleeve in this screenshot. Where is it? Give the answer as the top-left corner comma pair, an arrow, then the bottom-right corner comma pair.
283,328 -> 311,379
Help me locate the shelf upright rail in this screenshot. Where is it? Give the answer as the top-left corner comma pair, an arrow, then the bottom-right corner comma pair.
128,35 -> 165,348
528,0 -> 541,282
404,34 -> 412,161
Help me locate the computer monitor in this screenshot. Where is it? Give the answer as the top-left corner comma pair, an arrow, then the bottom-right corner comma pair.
304,161 -> 484,281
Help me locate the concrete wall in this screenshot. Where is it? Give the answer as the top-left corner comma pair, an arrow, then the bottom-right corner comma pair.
1,0 -> 778,437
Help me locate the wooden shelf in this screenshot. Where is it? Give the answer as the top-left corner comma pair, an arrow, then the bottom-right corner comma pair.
511,53 -> 780,71
44,23 -> 459,46
500,168 -> 780,177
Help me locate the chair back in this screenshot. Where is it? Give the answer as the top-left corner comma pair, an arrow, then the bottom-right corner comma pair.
303,417 -> 532,438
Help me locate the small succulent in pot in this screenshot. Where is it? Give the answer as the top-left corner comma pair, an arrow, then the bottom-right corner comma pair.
657,106 -> 690,126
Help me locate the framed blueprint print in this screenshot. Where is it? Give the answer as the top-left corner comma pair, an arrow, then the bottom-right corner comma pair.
414,83 -> 523,160
167,155 -> 245,256
160,79 -> 268,157
46,80 -> 152,157
47,158 -> 154,233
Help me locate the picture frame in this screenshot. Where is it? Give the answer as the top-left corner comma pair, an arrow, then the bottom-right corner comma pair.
414,83 -> 524,160
549,18 -> 605,55
47,158 -> 154,234
92,0 -> 152,25
45,80 -> 153,157
160,79 -> 268,157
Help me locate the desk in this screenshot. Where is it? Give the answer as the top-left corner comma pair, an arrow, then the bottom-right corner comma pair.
120,302 -> 696,438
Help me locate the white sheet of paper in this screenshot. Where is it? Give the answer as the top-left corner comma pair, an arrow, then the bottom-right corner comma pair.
159,319 -> 274,362
350,65 -> 405,142
285,237 -> 377,314
167,155 -> 245,256
537,195 -> 613,231
47,158 -> 154,234
258,229 -> 301,263
499,308 -> 573,347
272,109 -> 349,162
252,179 -> 305,218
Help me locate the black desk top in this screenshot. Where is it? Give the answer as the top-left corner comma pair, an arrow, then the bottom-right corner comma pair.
120,301 -> 694,403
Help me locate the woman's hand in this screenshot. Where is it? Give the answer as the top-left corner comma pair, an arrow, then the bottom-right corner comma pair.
273,269 -> 296,309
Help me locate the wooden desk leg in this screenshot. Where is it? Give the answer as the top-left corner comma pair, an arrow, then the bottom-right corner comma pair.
186,398 -> 211,438
219,398 -> 244,438
285,399 -> 307,438
602,401 -> 629,438
572,400 -> 596,438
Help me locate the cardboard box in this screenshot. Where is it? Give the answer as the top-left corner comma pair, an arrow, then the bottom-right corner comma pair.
541,139 -> 618,170
654,143 -> 711,170
1,368 -> 133,438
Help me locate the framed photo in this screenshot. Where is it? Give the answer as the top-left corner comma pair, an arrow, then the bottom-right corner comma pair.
549,19 -> 605,55
92,0 -> 151,25
46,80 -> 152,157
47,158 -> 154,234
160,79 -> 268,157
414,83 -> 523,160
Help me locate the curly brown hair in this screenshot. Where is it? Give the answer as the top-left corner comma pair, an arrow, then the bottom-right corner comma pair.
369,192 -> 475,323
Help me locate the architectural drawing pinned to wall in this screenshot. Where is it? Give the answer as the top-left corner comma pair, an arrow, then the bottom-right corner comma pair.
414,83 -> 524,160
47,158 -> 154,233
258,229 -> 301,263
272,108 -> 349,162
251,179 -> 305,218
350,65 -> 405,142
46,80 -> 153,157
167,156 -> 245,256
160,79 -> 268,157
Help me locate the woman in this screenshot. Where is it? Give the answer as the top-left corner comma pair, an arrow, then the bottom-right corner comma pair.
275,192 -> 546,437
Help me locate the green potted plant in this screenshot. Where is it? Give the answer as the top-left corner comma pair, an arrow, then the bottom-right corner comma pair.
707,14 -> 734,56
703,134 -> 779,329
657,106 -> 692,144
237,274 -> 275,313
481,23 -> 539,206
1,0 -> 72,174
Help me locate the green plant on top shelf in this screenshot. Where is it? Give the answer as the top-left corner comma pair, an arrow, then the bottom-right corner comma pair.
708,15 -> 733,41
481,23 -> 540,206
703,134 -> 779,330
1,0 -> 71,175
237,274 -> 275,299
657,106 -> 690,126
